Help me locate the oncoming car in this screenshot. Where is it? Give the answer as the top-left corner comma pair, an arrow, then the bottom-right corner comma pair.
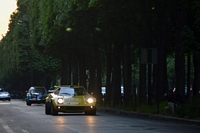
0,91 -> 11,101
45,85 -> 96,115
26,86 -> 47,106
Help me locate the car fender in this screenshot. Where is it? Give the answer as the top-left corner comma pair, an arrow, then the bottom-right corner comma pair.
45,97 -> 50,102
51,98 -> 57,107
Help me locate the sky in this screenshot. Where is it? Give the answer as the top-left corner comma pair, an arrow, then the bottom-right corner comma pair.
0,0 -> 17,40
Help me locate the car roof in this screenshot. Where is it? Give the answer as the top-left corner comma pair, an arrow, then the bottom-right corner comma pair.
58,85 -> 83,87
30,86 -> 46,89
29,86 -> 47,91
31,86 -> 45,87
58,85 -> 85,88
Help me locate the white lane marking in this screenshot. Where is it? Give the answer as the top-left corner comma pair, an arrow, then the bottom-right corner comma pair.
0,118 -> 14,133
22,129 -> 30,133
0,103 -> 10,104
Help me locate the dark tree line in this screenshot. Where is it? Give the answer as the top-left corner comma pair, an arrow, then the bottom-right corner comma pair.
0,0 -> 200,109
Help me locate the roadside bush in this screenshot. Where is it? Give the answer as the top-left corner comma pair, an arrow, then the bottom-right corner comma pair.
175,98 -> 200,119
136,101 -> 168,114
98,98 -> 200,120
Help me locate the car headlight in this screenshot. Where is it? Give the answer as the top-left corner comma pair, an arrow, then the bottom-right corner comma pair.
57,98 -> 64,104
87,98 -> 95,104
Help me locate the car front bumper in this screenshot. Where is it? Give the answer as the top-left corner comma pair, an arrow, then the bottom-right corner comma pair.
50,102 -> 96,113
57,105 -> 96,112
0,96 -> 11,100
28,99 -> 45,103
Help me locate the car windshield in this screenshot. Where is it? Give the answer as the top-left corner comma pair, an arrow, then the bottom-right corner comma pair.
60,88 -> 87,96
33,88 -> 46,93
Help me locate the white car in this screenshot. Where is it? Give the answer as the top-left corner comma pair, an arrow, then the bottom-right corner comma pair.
0,92 -> 11,101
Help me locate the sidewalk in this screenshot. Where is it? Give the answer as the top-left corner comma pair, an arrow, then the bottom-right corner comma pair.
97,107 -> 200,126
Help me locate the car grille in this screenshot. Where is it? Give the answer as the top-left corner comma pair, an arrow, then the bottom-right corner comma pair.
66,106 -> 85,110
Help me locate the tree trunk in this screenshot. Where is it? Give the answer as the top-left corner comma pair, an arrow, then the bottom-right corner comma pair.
79,53 -> 86,88
155,0 -> 168,108
123,42 -> 132,107
111,43 -> 122,107
72,61 -> 79,85
193,54 -> 200,98
105,44 -> 112,106
94,45 -> 102,103
174,0 -> 186,96
138,62 -> 147,104
88,66 -> 95,93
187,55 -> 191,99
61,60 -> 69,85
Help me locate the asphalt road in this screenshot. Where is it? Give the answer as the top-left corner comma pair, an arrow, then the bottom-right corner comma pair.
0,99 -> 200,133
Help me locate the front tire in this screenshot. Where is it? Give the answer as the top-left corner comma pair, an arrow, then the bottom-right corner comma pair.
45,102 -> 51,115
26,100 -> 31,106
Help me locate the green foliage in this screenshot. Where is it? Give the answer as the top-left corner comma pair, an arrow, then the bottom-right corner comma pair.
99,100 -> 170,115
33,52 -> 62,73
193,0 -> 200,30
176,98 -> 200,119
1,0 -> 200,110
135,101 -> 168,114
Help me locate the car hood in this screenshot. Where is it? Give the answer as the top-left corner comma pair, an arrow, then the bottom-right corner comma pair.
0,93 -> 9,96
54,95 -> 86,100
52,95 -> 95,102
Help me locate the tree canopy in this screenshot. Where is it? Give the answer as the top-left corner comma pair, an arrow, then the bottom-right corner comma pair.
0,0 -> 200,108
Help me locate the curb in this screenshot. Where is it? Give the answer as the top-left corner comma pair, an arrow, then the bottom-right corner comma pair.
97,107 -> 200,126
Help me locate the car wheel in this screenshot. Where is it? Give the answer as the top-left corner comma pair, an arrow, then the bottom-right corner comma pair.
26,100 -> 31,106
90,108 -> 96,115
8,99 -> 10,101
51,102 -> 58,115
45,102 -> 51,115
85,108 -> 96,115
91,108 -> 96,115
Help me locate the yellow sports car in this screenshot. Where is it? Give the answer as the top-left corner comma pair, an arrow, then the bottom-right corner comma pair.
45,85 -> 96,115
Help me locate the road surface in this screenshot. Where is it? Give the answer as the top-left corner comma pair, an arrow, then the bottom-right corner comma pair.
0,99 -> 199,133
